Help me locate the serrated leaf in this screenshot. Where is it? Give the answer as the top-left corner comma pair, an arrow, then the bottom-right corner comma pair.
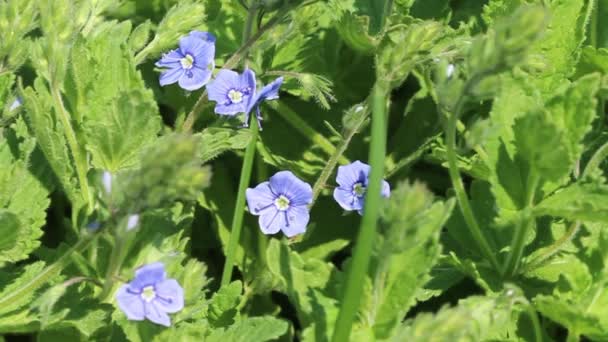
208,281 -> 242,328
393,291 -> 524,341
205,316 -> 289,342
535,181 -> 608,223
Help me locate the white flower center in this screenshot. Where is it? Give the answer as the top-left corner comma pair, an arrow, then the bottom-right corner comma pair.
228,89 -> 244,104
353,182 -> 366,197
141,286 -> 156,302
180,54 -> 195,69
274,195 -> 290,211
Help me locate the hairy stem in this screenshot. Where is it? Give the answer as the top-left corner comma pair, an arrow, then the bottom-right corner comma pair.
269,102 -> 349,165
220,3 -> 259,287
583,139 -> 608,178
502,171 -> 539,277
51,88 -> 92,212
331,82 -> 388,342
0,230 -> 99,308
523,221 -> 581,273
309,106 -> 368,205
444,84 -> 500,271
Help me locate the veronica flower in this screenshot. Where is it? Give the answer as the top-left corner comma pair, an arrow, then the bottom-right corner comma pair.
116,262 -> 184,327
9,97 -> 22,111
155,31 -> 216,91
206,68 -> 283,128
333,161 -> 390,215
246,171 -> 312,237
126,214 -> 140,230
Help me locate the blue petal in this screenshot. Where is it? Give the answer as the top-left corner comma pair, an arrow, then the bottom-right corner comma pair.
382,180 -> 391,198
240,68 -> 257,96
207,69 -> 241,102
159,66 -> 184,86
246,182 -> 276,216
282,205 -> 309,237
192,42 -> 215,70
131,262 -> 166,290
258,209 -> 284,235
155,49 -> 183,68
189,31 -> 216,43
144,301 -> 171,327
268,171 -> 312,206
246,76 -> 283,114
179,34 -> 206,57
178,67 -> 212,91
335,161 -> 369,188
116,285 -> 145,321
333,187 -> 363,212
154,279 -> 184,313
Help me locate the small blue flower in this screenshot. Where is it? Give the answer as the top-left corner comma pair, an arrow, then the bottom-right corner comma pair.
206,68 -> 283,128
155,31 -> 216,91
126,214 -> 140,230
9,97 -> 22,111
102,171 -> 113,194
246,171 -> 312,237
207,68 -> 256,115
116,262 -> 184,327
333,161 -> 390,215
244,76 -> 283,128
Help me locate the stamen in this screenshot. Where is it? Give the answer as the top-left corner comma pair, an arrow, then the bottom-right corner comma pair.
180,54 -> 195,69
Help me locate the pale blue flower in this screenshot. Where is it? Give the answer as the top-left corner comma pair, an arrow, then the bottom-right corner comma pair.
206,68 -> 283,128
333,161 -> 390,215
155,31 -> 216,91
246,171 -> 312,237
116,262 -> 184,327
126,214 -> 140,230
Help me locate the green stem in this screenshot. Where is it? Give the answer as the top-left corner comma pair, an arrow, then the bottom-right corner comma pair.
134,37 -> 158,65
309,105 -> 368,205
583,139 -> 608,178
566,330 -> 580,342
444,93 -> 500,271
526,304 -> 543,342
181,5 -> 290,132
502,171 -> 539,277
221,117 -> 260,286
523,221 -> 581,273
51,88 -> 92,211
99,231 -> 130,301
331,82 -> 388,342
268,101 -> 349,165
0,231 -> 99,308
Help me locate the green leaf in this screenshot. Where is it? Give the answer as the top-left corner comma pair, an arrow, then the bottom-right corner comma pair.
0,210 -> 20,252
198,128 -> 252,163
0,262 -> 48,332
205,316 -> 289,342
208,281 -> 242,328
393,290 -> 524,341
535,181 -> 608,223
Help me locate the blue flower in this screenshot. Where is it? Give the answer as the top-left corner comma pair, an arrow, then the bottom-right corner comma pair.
116,262 -> 184,327
9,97 -> 22,111
155,31 -> 216,91
207,68 -> 256,115
333,161 -> 390,215
244,76 -> 283,128
206,68 -> 283,128
246,171 -> 312,237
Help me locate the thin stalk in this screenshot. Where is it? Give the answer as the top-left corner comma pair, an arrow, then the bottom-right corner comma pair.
99,231 -> 130,300
51,88 -> 92,211
523,221 -> 581,273
309,106 -> 368,205
331,82 -> 388,342
221,117 -> 260,286
269,102 -> 349,165
181,5 -> 291,132
220,4 -> 259,287
0,230 -> 99,307
583,139 -> 608,178
444,92 -> 500,271
134,37 -> 158,65
526,304 -> 543,342
502,171 -> 540,277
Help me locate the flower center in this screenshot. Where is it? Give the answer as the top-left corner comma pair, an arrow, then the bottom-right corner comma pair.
180,54 -> 195,69
228,89 -> 244,104
141,286 -> 156,302
274,195 -> 291,211
353,182 -> 366,197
